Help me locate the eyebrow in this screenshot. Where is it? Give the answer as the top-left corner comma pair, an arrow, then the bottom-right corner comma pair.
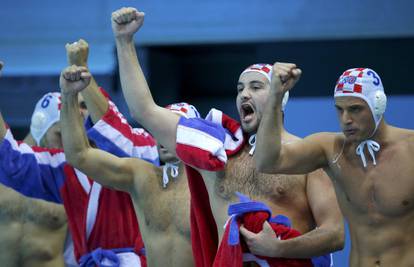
348,103 -> 364,108
334,104 -> 364,109
249,80 -> 264,86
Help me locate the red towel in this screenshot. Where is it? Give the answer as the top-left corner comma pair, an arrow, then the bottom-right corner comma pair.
186,166 -> 219,267
213,197 -> 313,267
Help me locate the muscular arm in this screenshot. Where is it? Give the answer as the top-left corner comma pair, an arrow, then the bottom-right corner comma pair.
241,169 -> 344,258
60,66 -> 151,193
276,169 -> 344,258
113,7 -> 179,156
80,77 -> 108,123
254,63 -> 328,174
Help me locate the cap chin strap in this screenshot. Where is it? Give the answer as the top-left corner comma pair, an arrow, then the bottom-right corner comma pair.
355,116 -> 382,168
248,134 -> 256,155
162,161 -> 180,187
356,140 -> 380,167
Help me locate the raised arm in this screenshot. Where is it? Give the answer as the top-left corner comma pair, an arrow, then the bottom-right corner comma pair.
254,63 -> 328,174
60,65 -> 151,192
112,7 -> 179,156
65,39 -> 108,123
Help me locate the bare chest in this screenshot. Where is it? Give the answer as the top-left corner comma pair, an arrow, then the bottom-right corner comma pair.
215,149 -> 307,203
329,146 -> 414,218
140,173 -> 191,238
0,185 -> 66,229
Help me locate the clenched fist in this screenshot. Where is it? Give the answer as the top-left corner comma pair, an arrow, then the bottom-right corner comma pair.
111,7 -> 145,40
60,65 -> 91,96
66,39 -> 89,67
270,62 -> 302,97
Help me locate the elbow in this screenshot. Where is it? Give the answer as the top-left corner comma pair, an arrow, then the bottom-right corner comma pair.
130,111 -> 143,123
332,234 -> 345,252
129,105 -> 153,124
335,227 -> 346,251
65,151 -> 87,169
329,225 -> 345,252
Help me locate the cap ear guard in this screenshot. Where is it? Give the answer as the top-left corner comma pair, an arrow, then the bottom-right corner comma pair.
373,90 -> 387,116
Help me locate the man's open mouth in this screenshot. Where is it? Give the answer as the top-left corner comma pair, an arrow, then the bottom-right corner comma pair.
241,103 -> 255,122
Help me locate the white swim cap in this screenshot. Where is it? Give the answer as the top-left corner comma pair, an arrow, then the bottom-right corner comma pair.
166,102 -> 200,119
30,92 -> 61,145
334,68 -> 387,132
240,63 -> 289,111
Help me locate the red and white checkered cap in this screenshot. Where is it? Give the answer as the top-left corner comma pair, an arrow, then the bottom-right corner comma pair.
334,68 -> 386,128
166,102 -> 200,119
240,63 -> 273,82
239,63 -> 289,111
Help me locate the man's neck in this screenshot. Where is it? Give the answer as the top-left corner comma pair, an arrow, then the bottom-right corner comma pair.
347,120 -> 390,154
163,159 -> 181,166
355,119 -> 389,145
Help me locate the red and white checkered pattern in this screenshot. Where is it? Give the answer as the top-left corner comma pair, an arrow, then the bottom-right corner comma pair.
335,68 -> 371,94
240,63 -> 272,82
334,67 -> 386,130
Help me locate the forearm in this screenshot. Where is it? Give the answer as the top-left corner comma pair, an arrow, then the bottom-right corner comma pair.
115,37 -> 179,155
275,227 -> 343,258
115,37 -> 155,121
254,90 -> 284,172
80,76 -> 109,123
61,93 -> 90,166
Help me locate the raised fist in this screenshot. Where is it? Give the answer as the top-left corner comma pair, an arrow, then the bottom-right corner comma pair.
60,65 -> 91,96
111,7 -> 145,39
66,39 -> 89,67
270,62 -> 302,96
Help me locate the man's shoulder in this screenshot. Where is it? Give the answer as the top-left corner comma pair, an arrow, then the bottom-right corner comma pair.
305,131 -> 341,145
390,126 -> 414,146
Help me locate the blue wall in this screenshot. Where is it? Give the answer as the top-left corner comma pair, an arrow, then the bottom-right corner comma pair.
1,0 -> 414,74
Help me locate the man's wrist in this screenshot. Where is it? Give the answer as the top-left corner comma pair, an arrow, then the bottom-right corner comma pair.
271,239 -> 286,257
68,62 -> 88,67
115,35 -> 134,45
61,91 -> 79,101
